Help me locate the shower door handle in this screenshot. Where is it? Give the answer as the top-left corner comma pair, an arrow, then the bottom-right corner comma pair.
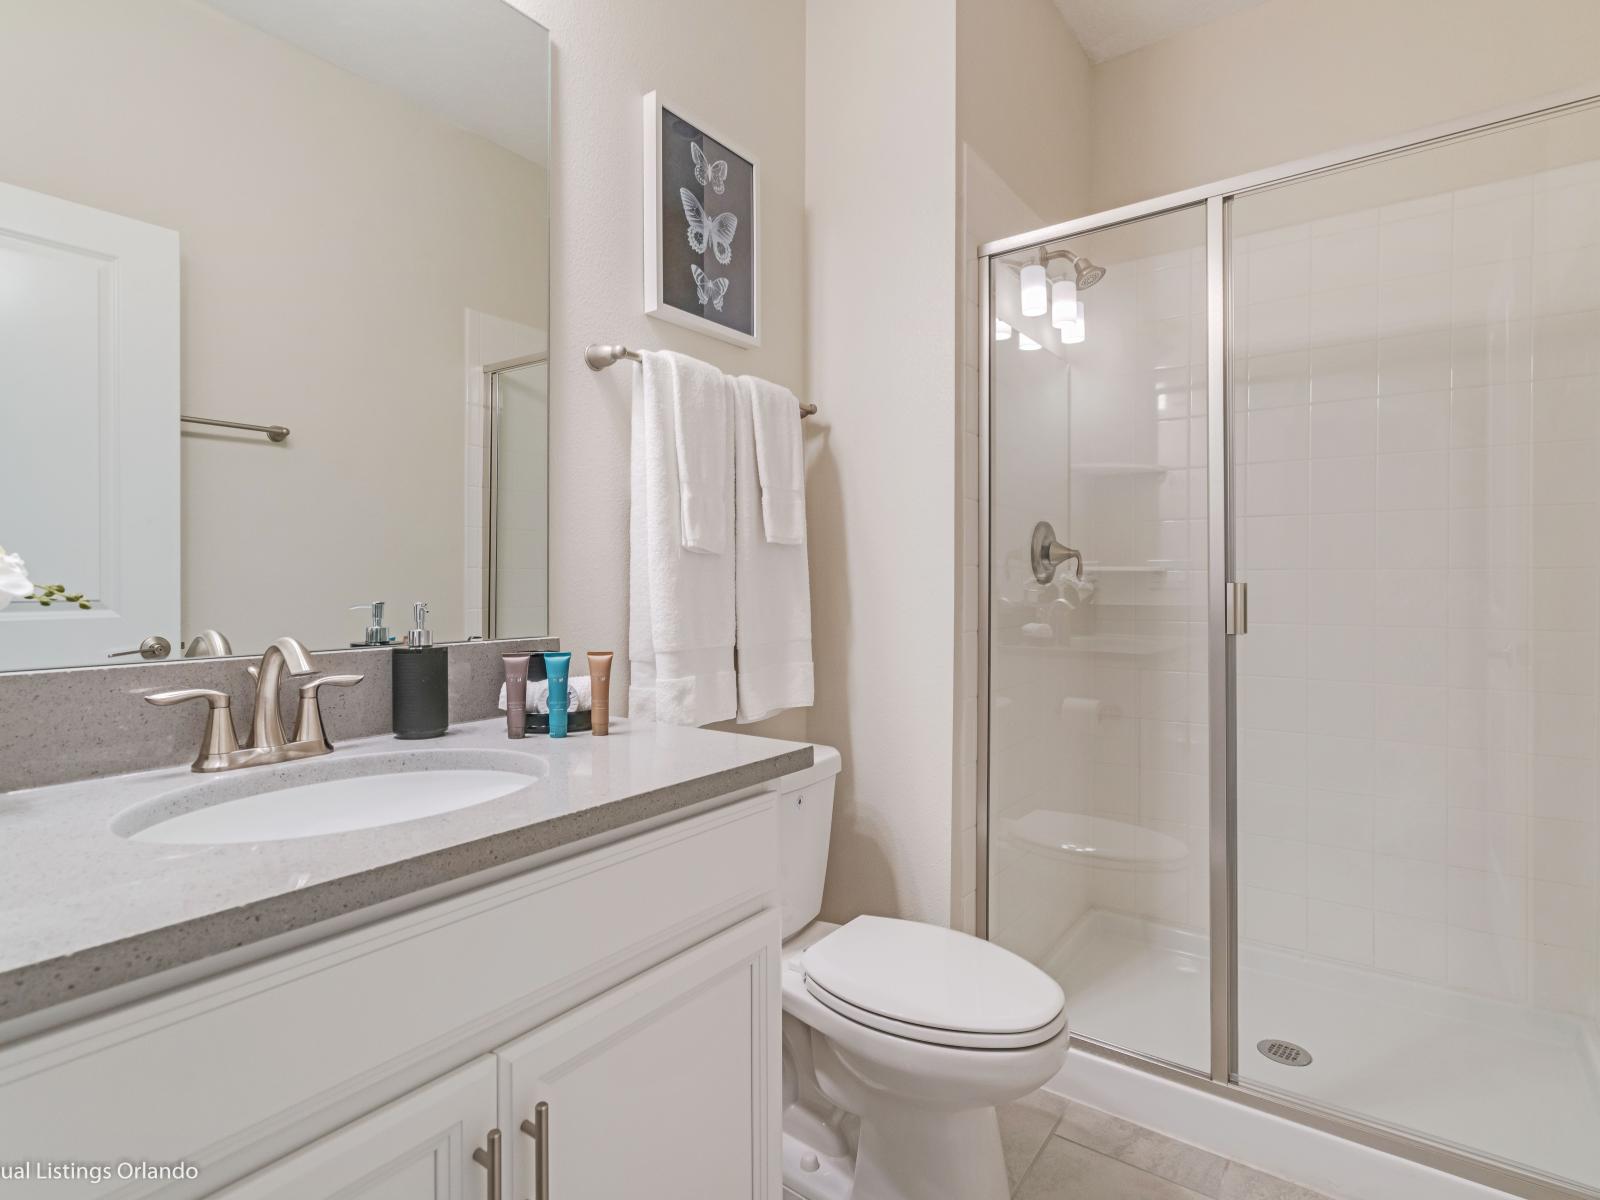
1227,582 -> 1248,635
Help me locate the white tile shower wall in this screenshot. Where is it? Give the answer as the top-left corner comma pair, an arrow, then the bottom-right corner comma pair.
1066,243 -> 1211,936
1233,163 -> 1600,1018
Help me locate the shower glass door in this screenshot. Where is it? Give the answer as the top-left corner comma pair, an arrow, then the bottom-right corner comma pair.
986,203 -> 1213,1073
985,95 -> 1600,1199
488,356 -> 550,637
1229,102 -> 1600,1191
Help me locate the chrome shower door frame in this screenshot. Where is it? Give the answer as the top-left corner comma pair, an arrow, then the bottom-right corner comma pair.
484,352 -> 549,640
975,82 -> 1600,1200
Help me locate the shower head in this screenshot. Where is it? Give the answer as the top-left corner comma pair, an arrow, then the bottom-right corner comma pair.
1044,248 -> 1108,290
1072,256 -> 1106,289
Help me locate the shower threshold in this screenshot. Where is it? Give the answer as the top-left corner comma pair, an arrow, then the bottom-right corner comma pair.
1045,909 -> 1600,1192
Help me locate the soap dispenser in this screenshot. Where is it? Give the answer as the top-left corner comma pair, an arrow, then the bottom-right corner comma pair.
350,600 -> 391,647
392,602 -> 448,739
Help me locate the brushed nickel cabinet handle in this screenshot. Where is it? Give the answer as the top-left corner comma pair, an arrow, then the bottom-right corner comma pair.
473,1128 -> 502,1200
520,1102 -> 549,1199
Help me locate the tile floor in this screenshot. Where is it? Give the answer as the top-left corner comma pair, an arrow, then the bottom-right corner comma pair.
1000,1091 -> 1339,1200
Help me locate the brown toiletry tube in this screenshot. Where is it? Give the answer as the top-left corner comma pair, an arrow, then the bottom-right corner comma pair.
502,654 -> 531,739
588,651 -> 613,735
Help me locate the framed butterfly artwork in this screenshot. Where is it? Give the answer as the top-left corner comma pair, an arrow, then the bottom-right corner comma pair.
642,91 -> 759,347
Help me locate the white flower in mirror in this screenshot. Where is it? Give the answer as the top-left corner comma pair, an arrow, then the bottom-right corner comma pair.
0,546 -> 34,611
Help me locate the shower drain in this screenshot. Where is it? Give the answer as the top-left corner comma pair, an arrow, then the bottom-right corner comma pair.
1257,1039 -> 1313,1067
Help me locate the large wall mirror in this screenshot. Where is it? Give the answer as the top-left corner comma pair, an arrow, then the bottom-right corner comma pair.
0,0 -> 550,671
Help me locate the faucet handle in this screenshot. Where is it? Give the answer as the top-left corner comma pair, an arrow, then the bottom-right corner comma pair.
145,689 -> 241,772
146,687 -> 230,707
292,673 -> 365,749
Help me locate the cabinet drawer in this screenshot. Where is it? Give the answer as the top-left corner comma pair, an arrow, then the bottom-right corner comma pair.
0,794 -> 778,1199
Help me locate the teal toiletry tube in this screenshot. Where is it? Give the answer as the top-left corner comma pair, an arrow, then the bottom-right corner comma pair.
544,652 -> 572,738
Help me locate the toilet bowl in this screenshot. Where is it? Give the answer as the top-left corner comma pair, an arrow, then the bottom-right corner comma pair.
777,748 -> 1069,1200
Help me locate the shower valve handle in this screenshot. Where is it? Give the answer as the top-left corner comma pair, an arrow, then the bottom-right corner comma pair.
1030,521 -> 1083,584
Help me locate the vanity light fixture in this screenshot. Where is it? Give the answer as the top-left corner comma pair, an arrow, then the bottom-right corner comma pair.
995,319 -> 1012,341
1051,277 -> 1078,328
1059,301 -> 1086,345
1019,263 -> 1048,317
1018,331 -> 1041,352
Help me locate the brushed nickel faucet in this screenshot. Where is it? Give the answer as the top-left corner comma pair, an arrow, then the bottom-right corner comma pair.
145,636 -> 364,773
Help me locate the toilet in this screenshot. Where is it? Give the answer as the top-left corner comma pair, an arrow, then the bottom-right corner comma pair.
778,746 -> 1070,1200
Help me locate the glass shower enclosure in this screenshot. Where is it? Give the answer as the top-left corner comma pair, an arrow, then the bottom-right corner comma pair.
980,92 -> 1600,1200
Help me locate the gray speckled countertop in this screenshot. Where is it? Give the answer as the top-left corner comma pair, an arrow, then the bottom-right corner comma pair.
0,718 -> 811,1027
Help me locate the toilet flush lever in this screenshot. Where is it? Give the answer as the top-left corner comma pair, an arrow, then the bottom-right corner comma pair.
1030,521 -> 1083,585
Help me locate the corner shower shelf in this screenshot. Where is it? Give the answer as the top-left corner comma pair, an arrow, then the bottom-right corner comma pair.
1075,462 -> 1170,479
1006,811 -> 1189,872
1085,561 -> 1189,573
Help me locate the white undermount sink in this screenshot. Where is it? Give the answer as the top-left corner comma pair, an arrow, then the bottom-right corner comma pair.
112,749 -> 546,845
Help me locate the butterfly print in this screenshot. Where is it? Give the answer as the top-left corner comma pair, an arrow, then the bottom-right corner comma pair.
680,188 -> 738,265
691,264 -> 730,311
691,143 -> 728,194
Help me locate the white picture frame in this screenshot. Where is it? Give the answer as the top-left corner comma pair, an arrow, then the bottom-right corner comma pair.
642,90 -> 760,348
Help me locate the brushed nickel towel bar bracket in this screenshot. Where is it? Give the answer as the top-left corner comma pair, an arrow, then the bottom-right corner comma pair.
180,415 -> 290,442
584,342 -> 818,418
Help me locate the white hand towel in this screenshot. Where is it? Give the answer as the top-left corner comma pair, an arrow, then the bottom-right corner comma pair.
668,351 -> 732,555
629,350 -> 737,726
733,376 -> 813,723
497,676 -> 594,714
744,375 -> 807,544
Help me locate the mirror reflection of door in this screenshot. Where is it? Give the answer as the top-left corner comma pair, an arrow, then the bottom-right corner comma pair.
487,358 -> 549,639
0,181 -> 180,669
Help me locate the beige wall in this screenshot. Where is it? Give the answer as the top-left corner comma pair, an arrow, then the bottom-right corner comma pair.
958,0 -> 1094,228
807,0 -> 960,925
0,0 -> 546,655
510,0 -> 808,743
1089,0 -> 1600,212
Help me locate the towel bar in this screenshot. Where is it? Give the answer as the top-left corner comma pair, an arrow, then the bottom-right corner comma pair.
180,415 -> 290,442
584,343 -> 817,417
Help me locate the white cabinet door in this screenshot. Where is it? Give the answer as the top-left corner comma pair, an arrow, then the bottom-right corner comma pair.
0,180 -> 179,670
215,1058 -> 498,1200
497,910 -> 781,1200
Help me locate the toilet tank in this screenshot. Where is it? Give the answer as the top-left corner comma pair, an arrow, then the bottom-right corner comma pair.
777,744 -> 842,939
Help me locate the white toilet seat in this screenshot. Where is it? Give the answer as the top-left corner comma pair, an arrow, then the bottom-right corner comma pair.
799,916 -> 1067,1050
805,975 -> 1067,1049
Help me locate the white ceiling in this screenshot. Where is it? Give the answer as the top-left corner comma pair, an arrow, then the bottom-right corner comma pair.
1052,0 -> 1272,63
203,0 -> 548,165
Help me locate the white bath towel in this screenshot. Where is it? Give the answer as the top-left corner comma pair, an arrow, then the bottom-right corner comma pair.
671,352 -> 732,554
629,351 -> 737,726
745,375 -> 807,544
733,375 -> 814,723
497,676 -> 593,714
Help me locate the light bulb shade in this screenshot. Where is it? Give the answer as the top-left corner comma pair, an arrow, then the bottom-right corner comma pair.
1018,332 -> 1041,351
1059,301 -> 1086,345
1051,277 -> 1078,328
1019,264 -> 1048,317
994,318 -> 1012,342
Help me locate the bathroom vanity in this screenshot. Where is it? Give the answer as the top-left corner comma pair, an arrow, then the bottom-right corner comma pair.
0,721 -> 811,1199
